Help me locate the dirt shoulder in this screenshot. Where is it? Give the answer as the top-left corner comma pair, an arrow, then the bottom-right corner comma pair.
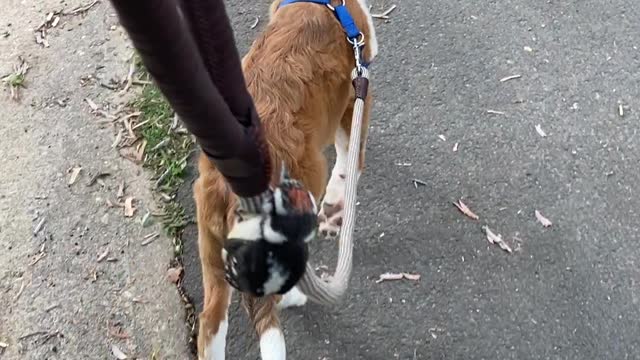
0,1 -> 191,359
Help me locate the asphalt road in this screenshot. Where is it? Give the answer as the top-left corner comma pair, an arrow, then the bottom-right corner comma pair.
182,0 -> 640,359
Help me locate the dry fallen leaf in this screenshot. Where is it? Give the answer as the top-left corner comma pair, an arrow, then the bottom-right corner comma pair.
402,273 -> 421,281
376,272 -> 421,283
372,4 -> 396,19
500,74 -> 522,82
119,146 -> 142,164
107,322 -> 129,340
376,273 -> 403,283
141,232 -> 159,246
97,249 -> 109,263
135,140 -> 147,162
250,16 -> 260,29
482,226 -> 512,253
535,210 -> 552,227
68,166 -> 82,185
535,124 -> 547,137
116,181 -> 126,199
112,129 -> 124,148
487,109 -> 505,115
86,172 -> 110,187
453,200 -> 479,220
111,344 -> 128,360
124,197 -> 136,217
33,217 -> 46,235
84,97 -> 98,111
166,267 -> 183,284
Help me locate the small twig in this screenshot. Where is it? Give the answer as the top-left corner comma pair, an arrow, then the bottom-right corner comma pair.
112,129 -> 124,148
29,252 -> 47,266
45,303 -> 61,312
486,109 -> 505,115
121,58 -> 136,93
18,331 -> 48,341
482,226 -> 512,253
250,16 -> 260,29
96,110 -> 118,120
86,172 -> 110,187
97,248 -> 109,263
150,138 -> 170,152
136,140 -> 147,162
131,79 -> 152,86
155,168 -> 171,188
499,74 -> 521,82
13,280 -> 26,302
141,233 -> 160,246
412,179 -> 427,188
63,0 -> 99,15
171,113 -> 179,130
39,331 -> 59,345
33,218 -> 46,235
123,117 -> 137,139
116,181 -> 126,199
99,82 -> 119,90
84,97 -> 98,111
372,4 -> 396,18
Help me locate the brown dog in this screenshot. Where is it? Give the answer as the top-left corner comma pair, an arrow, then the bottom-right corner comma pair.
194,0 -> 378,358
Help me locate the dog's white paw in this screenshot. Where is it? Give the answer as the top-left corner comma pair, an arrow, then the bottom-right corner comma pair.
318,201 -> 344,240
318,165 -> 346,240
277,286 -> 307,310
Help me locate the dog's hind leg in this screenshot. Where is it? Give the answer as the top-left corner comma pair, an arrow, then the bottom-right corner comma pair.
243,294 -> 287,360
318,92 -> 372,239
195,169 -> 234,360
277,286 -> 308,310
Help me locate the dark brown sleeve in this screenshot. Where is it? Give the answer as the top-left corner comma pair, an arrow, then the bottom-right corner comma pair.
108,0 -> 271,197
180,0 -> 255,127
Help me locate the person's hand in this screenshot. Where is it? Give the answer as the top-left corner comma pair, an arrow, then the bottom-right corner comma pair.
223,173 -> 317,296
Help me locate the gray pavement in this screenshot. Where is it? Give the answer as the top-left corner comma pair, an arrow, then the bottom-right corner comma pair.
180,0 -> 640,359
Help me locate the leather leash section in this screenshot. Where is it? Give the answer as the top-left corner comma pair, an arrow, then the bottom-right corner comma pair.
298,67 -> 370,305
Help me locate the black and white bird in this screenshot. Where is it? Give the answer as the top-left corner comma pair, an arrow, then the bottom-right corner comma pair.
223,171 -> 317,296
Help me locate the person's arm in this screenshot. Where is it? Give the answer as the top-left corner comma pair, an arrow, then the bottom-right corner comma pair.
109,0 -> 271,202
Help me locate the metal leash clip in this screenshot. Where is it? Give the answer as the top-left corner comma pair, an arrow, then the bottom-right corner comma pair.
325,0 -> 345,11
348,33 -> 366,75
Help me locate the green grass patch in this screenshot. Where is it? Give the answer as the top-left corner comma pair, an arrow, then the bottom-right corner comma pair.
131,82 -> 195,249
130,65 -> 199,352
2,72 -> 25,87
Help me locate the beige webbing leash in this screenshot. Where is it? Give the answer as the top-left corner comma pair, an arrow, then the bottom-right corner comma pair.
298,66 -> 370,305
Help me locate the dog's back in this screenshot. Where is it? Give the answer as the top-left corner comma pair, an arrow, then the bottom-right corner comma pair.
241,0 -> 378,172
